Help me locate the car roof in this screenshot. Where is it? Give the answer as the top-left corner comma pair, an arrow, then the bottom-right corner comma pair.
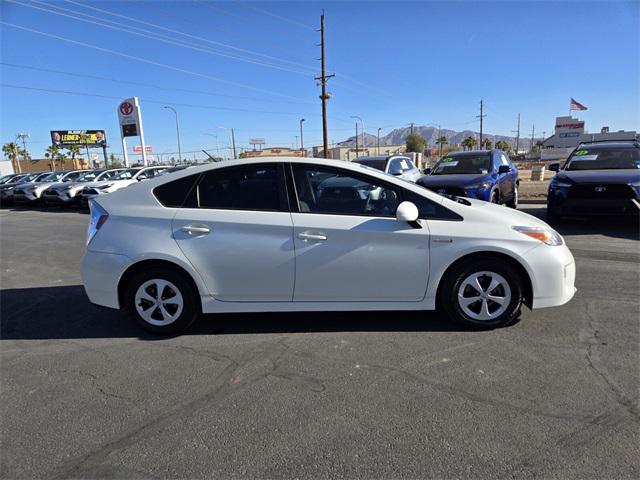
447,150 -> 493,157
576,141 -> 639,149
354,155 -> 409,161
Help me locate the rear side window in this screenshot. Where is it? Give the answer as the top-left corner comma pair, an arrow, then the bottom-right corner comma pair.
402,190 -> 463,221
198,164 -> 283,211
153,174 -> 200,208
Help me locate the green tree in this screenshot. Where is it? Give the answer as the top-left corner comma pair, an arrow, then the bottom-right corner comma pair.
461,136 -> 477,151
481,138 -> 492,150
3,142 -> 24,171
67,145 -> 81,160
405,132 -> 426,153
494,140 -> 511,152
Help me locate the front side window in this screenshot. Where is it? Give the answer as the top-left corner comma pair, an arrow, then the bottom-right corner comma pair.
292,165 -> 400,217
431,154 -> 491,175
198,164 -> 282,211
115,168 -> 141,180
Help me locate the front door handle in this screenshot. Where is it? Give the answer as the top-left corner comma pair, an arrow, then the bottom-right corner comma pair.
181,224 -> 210,236
297,232 -> 327,242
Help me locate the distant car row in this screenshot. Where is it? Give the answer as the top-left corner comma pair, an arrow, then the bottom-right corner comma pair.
0,165 -> 190,208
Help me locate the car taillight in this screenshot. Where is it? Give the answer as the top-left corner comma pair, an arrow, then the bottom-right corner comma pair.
87,200 -> 109,245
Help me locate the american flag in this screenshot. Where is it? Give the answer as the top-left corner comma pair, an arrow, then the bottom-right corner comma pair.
570,98 -> 588,111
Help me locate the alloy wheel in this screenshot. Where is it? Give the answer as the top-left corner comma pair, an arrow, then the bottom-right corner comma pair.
134,279 -> 184,326
457,271 -> 511,321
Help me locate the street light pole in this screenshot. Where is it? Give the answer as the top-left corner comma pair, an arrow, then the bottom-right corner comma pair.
219,126 -> 236,160
377,128 -> 381,155
164,106 -> 182,163
299,118 -> 305,154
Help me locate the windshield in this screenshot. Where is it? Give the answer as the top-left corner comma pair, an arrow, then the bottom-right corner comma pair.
353,159 -> 387,172
114,168 -> 141,180
20,173 -> 41,183
0,175 -> 14,185
565,147 -> 640,171
431,154 -> 491,175
77,170 -> 103,182
41,172 -> 66,182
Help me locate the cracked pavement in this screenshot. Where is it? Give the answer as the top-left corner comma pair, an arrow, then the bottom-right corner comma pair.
1,207 -> 638,479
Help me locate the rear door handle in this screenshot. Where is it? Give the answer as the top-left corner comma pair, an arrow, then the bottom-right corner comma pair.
297,232 -> 327,242
181,224 -> 210,235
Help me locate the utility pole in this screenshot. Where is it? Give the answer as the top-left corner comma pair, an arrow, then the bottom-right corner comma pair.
531,125 -> 535,152
315,11 -> 334,158
512,113 -> 521,154
231,128 -> 237,159
354,121 -> 359,158
477,99 -> 486,149
410,123 -> 414,135
377,127 -> 381,155
299,118 -> 305,154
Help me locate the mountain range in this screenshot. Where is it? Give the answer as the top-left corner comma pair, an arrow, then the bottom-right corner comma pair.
337,125 -> 537,151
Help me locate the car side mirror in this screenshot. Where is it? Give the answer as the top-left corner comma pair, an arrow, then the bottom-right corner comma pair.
498,165 -> 511,174
396,201 -> 421,228
548,163 -> 560,172
423,167 -> 431,175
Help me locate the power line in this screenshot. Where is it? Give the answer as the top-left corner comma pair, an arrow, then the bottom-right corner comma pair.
0,62 -> 314,105
0,84 -> 319,116
232,0 -> 316,31
11,0 -> 316,76
0,21 -> 309,102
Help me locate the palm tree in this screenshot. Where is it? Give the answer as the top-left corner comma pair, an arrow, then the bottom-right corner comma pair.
3,142 -> 24,172
67,144 -> 80,161
481,138 -> 492,150
435,135 -> 448,155
495,140 -> 510,152
461,136 -> 477,151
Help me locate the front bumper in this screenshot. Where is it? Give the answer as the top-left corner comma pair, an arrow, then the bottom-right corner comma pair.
12,190 -> 43,204
43,190 -> 80,206
523,243 -> 576,309
81,250 -> 132,309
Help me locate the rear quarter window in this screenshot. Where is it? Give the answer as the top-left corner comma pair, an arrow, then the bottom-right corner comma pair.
153,174 -> 200,208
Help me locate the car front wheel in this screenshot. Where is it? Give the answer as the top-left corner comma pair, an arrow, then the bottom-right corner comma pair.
506,185 -> 518,208
125,268 -> 199,334
440,258 -> 523,329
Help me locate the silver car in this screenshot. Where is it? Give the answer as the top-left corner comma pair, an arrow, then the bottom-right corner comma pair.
352,155 -> 422,182
43,168 -> 126,207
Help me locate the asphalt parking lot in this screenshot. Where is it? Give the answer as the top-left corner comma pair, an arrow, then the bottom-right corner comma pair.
1,206 -> 639,479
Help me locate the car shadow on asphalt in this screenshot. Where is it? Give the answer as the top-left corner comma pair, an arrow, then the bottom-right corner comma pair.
518,205 -> 639,241
0,285 -> 472,341
0,205 -> 89,215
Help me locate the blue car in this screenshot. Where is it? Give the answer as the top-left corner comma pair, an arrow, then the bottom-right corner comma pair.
547,140 -> 640,223
417,149 -> 519,207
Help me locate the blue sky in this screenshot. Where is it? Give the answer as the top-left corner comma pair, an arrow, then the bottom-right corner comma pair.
1,0 -> 638,160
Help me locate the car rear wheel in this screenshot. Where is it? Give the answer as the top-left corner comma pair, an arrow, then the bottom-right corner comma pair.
125,268 -> 199,334
440,258 -> 523,329
506,185 -> 518,208
490,190 -> 499,204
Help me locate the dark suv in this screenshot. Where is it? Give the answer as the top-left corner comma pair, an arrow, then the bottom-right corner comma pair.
546,141 -> 640,222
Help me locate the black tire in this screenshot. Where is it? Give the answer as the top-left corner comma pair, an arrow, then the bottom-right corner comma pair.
440,258 -> 524,329
546,206 -> 562,225
490,190 -> 499,204
506,184 -> 518,208
125,267 -> 199,334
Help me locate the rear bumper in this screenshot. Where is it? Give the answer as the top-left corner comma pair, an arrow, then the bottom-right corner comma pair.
81,250 -> 131,309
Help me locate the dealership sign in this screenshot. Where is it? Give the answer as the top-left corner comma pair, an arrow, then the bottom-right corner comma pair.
50,130 -> 107,147
133,145 -> 153,153
117,96 -> 149,166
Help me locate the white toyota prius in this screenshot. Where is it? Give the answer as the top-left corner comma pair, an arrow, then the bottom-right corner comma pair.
81,157 -> 576,334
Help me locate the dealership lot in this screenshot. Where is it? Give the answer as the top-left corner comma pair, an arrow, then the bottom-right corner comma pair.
1,207 -> 638,479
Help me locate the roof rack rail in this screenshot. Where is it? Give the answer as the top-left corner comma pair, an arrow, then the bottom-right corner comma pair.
577,139 -> 640,148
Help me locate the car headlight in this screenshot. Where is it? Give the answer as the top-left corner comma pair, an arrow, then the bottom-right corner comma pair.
549,178 -> 572,188
513,226 -> 563,246
466,182 -> 492,190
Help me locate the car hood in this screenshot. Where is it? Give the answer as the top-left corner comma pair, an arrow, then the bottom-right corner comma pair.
443,196 -> 549,229
11,181 -> 49,190
556,169 -> 640,184
418,173 -> 492,187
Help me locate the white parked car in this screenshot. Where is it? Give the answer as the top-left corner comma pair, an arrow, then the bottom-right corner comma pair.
82,158 -> 576,334
43,168 -> 126,206
79,166 -> 169,205
13,170 -> 86,205
353,155 -> 422,182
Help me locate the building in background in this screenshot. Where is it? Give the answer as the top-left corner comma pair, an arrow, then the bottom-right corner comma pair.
4,157 -> 89,173
541,116 -> 637,160
243,147 -> 306,158
312,144 -> 408,161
